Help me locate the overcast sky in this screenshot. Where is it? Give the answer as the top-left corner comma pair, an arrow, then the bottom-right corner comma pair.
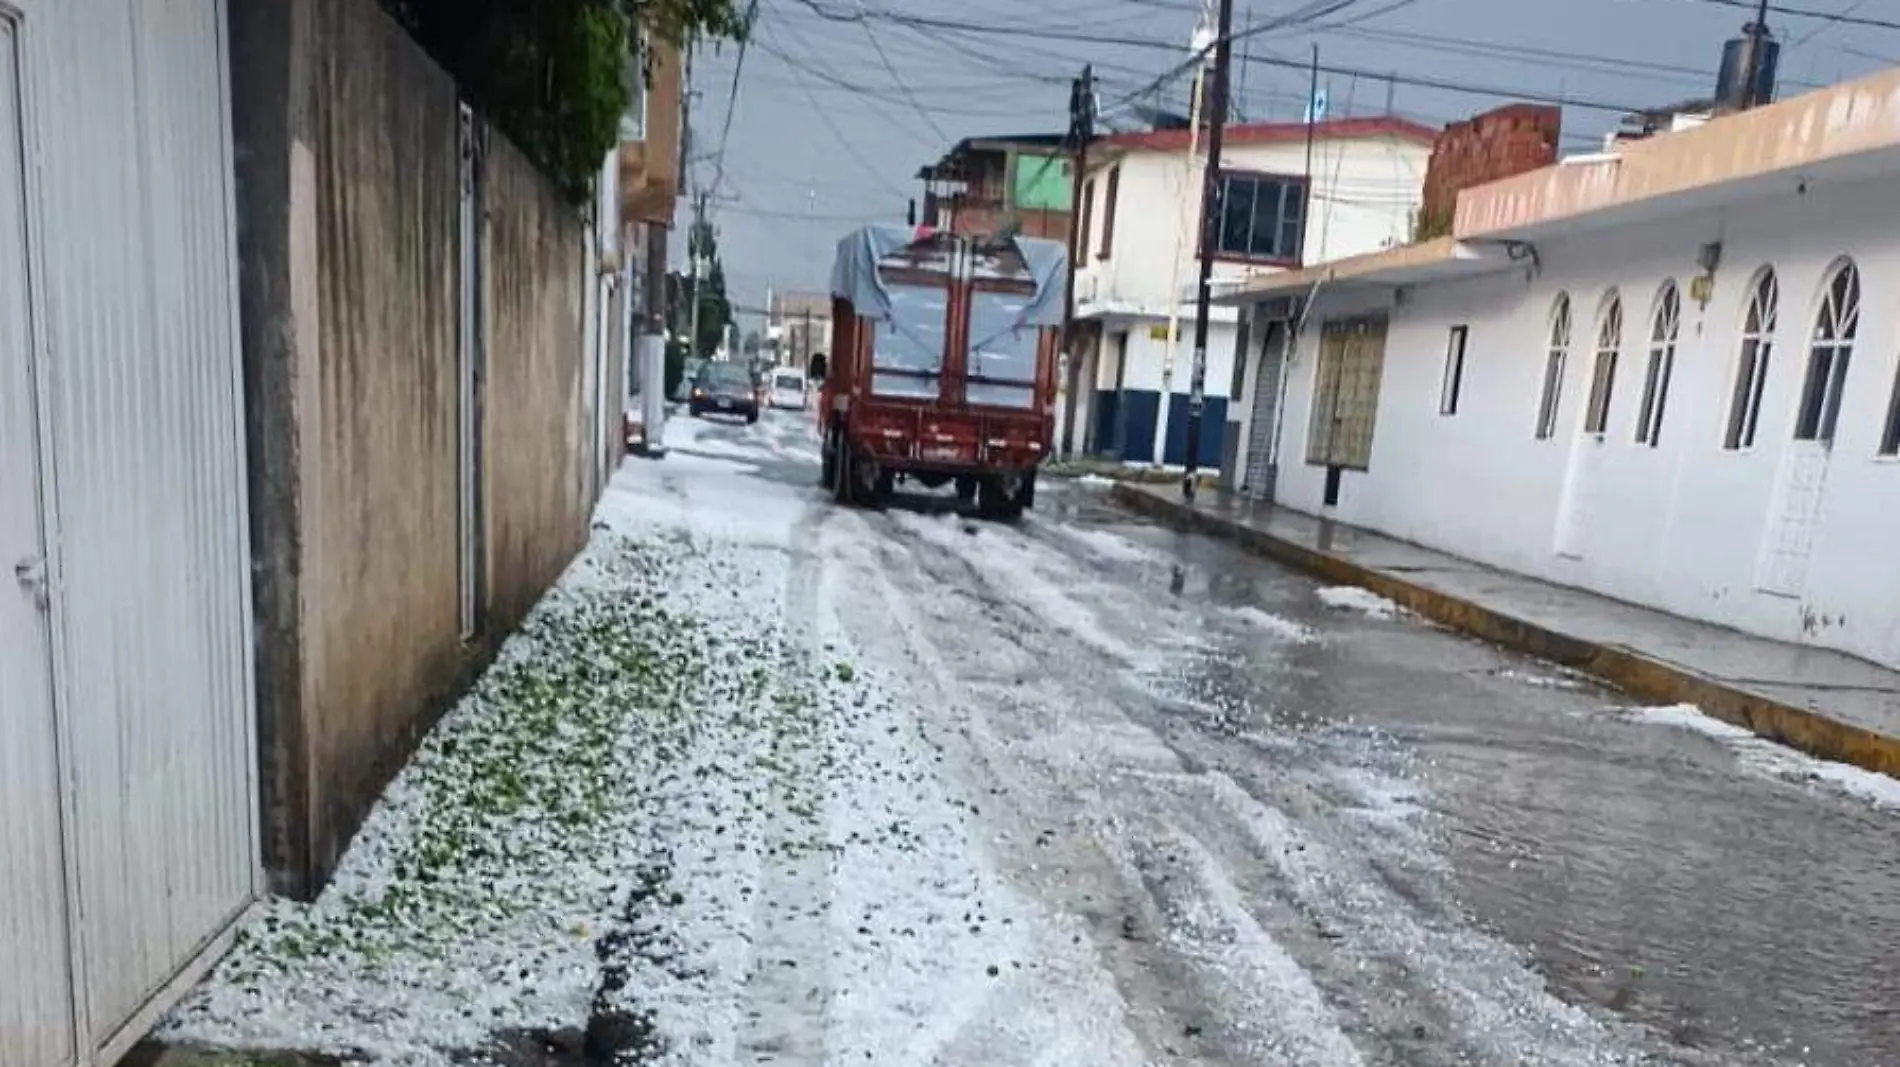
685,0 -> 1893,324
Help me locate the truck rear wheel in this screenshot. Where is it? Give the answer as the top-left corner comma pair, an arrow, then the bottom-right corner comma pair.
831,439 -> 885,509
976,473 -> 1028,522
831,434 -> 853,505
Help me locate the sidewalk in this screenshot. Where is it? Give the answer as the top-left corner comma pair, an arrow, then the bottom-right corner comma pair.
1042,456 -> 1219,488
1115,484 -> 1900,779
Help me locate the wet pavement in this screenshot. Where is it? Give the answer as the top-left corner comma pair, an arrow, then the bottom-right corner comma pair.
1124,485 -> 1900,746
670,410 -> 1900,1067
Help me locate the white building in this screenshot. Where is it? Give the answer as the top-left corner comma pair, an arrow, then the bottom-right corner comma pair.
1223,67 -> 1900,671
1065,116 -> 1436,469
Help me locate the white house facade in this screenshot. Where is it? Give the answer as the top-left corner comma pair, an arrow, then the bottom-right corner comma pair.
1064,117 -> 1434,469
1224,67 -> 1900,671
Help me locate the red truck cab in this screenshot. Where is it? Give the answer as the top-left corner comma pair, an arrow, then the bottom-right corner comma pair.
820,225 -> 1068,519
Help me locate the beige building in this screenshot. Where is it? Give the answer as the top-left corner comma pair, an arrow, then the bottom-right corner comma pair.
772,290 -> 835,371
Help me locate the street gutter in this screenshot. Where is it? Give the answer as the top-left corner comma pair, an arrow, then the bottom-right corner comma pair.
1114,483 -> 1900,782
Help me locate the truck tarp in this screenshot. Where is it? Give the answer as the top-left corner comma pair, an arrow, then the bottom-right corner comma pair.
828,224 -> 1069,329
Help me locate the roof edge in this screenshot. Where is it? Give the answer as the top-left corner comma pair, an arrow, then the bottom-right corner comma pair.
1100,115 -> 1438,155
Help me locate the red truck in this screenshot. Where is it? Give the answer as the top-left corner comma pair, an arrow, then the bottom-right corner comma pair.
819,224 -> 1069,520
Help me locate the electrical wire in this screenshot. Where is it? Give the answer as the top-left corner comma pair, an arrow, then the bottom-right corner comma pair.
1685,0 -> 1900,32
749,22 -> 913,200
707,0 -> 764,198
852,0 -> 953,142
779,0 -> 1654,115
1787,0 -> 1875,46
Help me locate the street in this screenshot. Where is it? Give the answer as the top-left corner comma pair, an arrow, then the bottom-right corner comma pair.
167,406 -> 1900,1067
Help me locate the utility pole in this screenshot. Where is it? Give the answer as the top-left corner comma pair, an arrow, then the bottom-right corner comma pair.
1181,0 -> 1235,501
687,186 -> 708,360
1236,5 -> 1251,120
1741,0 -> 1772,109
1158,57 -> 1209,467
1060,64 -> 1095,461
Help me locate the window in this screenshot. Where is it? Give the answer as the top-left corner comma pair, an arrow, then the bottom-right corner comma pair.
1097,166 -> 1119,259
1795,258 -> 1859,444
1535,294 -> 1571,439
1583,291 -> 1622,436
1880,370 -> 1900,455
1214,171 -> 1308,264
1635,281 -> 1680,447
1440,325 -> 1468,415
1725,267 -> 1778,450
1077,179 -> 1094,262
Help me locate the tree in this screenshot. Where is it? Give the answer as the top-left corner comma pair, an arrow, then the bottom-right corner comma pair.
684,215 -> 733,360
742,330 -> 762,357
378,0 -> 749,202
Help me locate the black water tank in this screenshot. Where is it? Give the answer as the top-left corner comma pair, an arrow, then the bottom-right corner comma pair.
1717,22 -> 1780,110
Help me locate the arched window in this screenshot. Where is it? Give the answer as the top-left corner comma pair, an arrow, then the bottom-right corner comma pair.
1535,293 -> 1571,439
1795,258 -> 1859,444
1725,267 -> 1778,450
1583,290 -> 1622,436
1635,280 -> 1681,446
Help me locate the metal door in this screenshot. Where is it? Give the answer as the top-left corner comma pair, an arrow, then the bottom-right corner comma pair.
1243,317 -> 1287,497
1306,319 -> 1386,470
1756,442 -> 1829,595
0,17 -> 78,1065
24,0 -> 259,1059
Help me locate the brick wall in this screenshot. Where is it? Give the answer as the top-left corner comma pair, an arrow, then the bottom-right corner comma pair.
1418,104 -> 1561,240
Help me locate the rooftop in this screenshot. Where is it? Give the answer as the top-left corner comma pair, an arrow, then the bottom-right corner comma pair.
917,133 -> 1070,181
1220,65 -> 1900,304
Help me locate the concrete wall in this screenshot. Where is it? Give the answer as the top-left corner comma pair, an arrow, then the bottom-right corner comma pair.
232,0 -> 597,898
302,0 -> 466,890
483,135 -> 591,629
1271,168 -> 1900,670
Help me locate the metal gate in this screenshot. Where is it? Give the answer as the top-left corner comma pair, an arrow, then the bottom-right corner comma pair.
1242,317 -> 1288,497
2,3 -> 259,1065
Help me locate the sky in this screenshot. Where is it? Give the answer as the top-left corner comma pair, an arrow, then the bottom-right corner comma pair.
684,0 -> 1896,325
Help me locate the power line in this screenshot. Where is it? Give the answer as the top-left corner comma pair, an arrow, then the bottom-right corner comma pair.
749,23 -> 911,201
783,0 -> 1654,115
852,0 -> 952,142
707,0 -> 763,197
1686,0 -> 1900,32
761,14 -> 943,150
1313,25 -> 1718,85
720,202 -> 888,223
1088,0 -> 1375,118
1787,0 -> 1875,46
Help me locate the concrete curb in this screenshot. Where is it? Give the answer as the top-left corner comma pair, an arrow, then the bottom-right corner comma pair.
1113,484 -> 1900,780
1043,465 -> 1219,488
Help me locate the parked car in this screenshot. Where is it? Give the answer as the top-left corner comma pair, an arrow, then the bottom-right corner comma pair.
768,367 -> 808,410
688,360 -> 760,423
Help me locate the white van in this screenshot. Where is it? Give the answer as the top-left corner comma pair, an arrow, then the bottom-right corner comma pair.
768,367 -> 808,410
